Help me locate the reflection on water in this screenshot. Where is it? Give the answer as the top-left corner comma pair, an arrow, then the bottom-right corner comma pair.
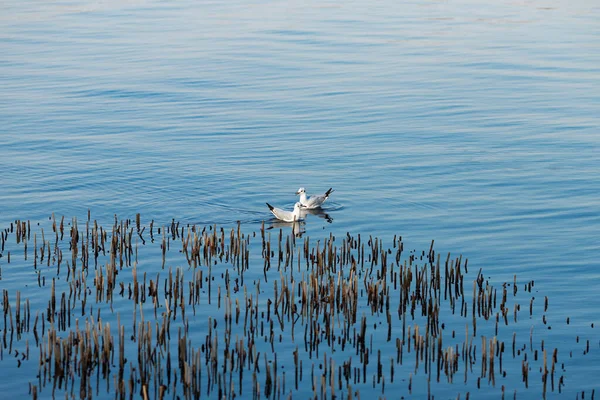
4,215 -> 578,399
300,206 -> 334,223
267,220 -> 306,237
267,205 -> 335,237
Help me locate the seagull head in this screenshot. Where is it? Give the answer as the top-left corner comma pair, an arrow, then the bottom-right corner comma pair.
296,188 -> 306,195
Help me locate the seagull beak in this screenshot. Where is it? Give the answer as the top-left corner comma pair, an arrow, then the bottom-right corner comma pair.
295,190 -> 300,195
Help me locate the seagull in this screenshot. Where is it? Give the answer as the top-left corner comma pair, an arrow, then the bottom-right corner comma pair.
296,187 -> 334,209
266,202 -> 304,222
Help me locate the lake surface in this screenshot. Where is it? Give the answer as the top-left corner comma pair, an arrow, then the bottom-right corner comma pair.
1,0 -> 599,398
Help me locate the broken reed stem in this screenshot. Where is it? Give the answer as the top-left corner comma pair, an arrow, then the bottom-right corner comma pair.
0,214 -> 565,399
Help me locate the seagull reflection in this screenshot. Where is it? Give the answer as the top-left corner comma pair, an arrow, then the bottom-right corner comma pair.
267,221 -> 306,237
299,207 -> 334,223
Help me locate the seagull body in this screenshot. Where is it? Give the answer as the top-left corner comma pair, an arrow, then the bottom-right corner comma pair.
266,202 -> 304,222
296,187 -> 334,209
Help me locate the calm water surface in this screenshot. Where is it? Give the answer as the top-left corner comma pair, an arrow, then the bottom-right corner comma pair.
1,0 -> 599,398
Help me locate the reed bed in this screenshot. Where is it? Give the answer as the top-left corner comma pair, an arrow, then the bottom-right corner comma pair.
0,214 -> 595,399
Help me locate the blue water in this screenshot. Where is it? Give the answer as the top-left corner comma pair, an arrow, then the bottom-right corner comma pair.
1,0 -> 599,398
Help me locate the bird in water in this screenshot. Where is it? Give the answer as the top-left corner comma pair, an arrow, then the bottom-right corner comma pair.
296,187 -> 334,209
266,202 -> 304,222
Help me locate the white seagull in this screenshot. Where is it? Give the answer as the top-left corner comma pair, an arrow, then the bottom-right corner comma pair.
296,187 -> 334,209
266,202 -> 304,222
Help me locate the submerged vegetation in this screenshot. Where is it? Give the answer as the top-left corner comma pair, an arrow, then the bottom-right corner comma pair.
0,213 -> 596,399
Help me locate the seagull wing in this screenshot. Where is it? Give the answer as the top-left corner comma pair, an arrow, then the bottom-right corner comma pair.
266,203 -> 296,222
305,195 -> 326,208
304,188 -> 334,209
